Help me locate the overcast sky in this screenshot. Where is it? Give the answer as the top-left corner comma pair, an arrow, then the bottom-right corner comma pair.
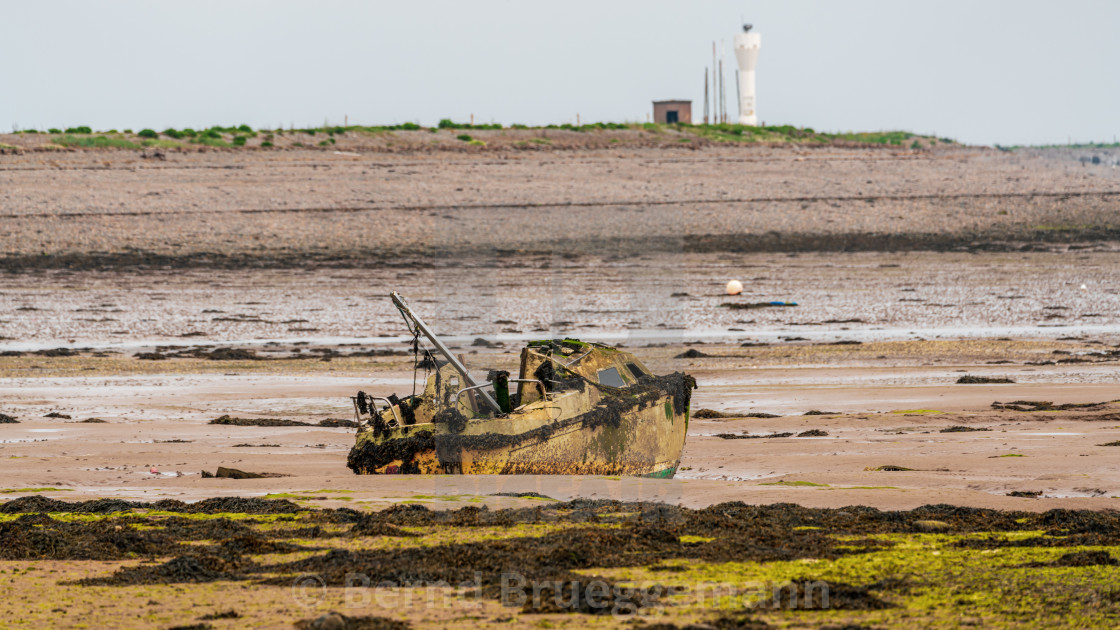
3,0 -> 1117,145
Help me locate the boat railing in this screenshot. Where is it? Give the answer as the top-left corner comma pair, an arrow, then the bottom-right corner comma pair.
353,395 -> 403,428
455,379 -> 547,410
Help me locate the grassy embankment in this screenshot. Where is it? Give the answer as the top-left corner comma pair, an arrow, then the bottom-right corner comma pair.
4,119 -> 954,152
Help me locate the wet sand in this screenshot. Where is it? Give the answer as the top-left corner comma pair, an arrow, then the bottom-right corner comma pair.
2,143 -> 1120,512
2,251 -> 1119,348
1,340 -> 1118,511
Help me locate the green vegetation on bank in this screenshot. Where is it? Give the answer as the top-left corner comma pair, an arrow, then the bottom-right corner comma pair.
51,134 -> 140,149
6,120 -> 952,150
688,123 -> 948,146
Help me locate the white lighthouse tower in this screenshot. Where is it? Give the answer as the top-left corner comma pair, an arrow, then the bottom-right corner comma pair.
734,24 -> 761,125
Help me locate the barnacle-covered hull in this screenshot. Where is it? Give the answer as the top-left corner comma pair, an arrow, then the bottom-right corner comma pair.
347,370 -> 692,477
348,330 -> 695,477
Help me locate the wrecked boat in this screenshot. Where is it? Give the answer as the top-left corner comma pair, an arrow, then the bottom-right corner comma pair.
347,292 -> 696,477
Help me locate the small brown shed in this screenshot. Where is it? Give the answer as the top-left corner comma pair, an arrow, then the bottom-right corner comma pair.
652,100 -> 692,124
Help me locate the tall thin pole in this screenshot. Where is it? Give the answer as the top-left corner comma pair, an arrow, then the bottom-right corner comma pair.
703,67 -> 709,125
718,59 -> 724,124
735,72 -> 741,122
719,40 -> 725,123
726,41 -> 731,122
712,42 -> 717,123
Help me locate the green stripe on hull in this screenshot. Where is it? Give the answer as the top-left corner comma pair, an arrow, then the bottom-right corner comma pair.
645,464 -> 676,477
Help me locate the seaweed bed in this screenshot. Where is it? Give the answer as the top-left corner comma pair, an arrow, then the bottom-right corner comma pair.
2,495 -> 1120,623
715,429 -> 828,440
992,399 -> 1117,412
295,612 -> 411,630
2,495 -> 1120,627
0,495 -> 301,515
956,375 -> 1015,384
209,415 -> 359,428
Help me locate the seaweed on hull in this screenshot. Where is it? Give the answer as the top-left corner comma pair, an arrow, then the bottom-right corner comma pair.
347,430 -> 435,475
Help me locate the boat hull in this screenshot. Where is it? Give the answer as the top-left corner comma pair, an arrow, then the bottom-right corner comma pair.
348,389 -> 690,477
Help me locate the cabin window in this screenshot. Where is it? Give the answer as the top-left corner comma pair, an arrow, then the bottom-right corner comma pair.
626,362 -> 647,378
597,367 -> 626,388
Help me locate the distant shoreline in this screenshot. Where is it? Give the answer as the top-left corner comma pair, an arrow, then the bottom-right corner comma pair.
0,122 -> 952,154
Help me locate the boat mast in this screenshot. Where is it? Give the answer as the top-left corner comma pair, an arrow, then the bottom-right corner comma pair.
390,292 -> 502,414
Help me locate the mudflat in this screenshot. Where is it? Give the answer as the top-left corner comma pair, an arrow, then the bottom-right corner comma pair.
2,140 -> 1120,628
1,141 -> 1119,270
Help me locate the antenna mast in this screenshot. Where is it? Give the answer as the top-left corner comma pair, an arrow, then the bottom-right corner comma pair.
712,42 -> 717,123
390,292 -> 502,414
721,40 -> 730,122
